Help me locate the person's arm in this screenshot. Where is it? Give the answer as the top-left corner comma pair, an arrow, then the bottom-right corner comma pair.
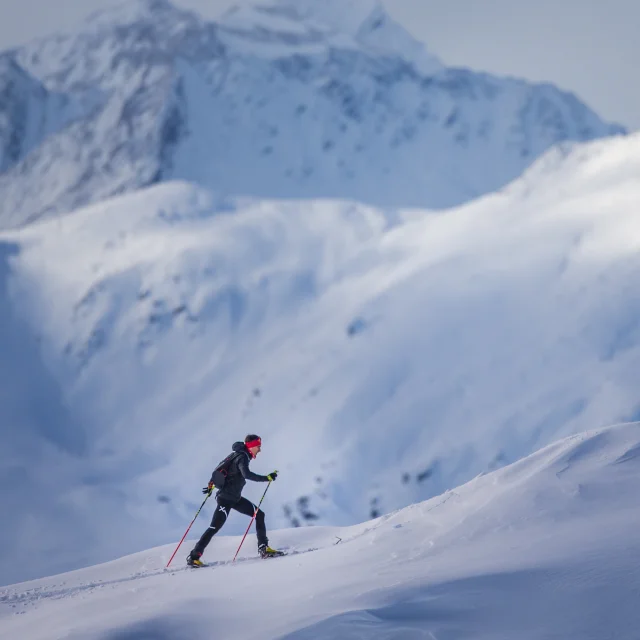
238,452 -> 270,482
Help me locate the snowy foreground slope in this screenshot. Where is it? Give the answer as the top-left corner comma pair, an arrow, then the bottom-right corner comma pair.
2,422 -> 640,639
1,132 -> 639,586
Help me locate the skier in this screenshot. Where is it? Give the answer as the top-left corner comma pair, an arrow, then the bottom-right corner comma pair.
187,434 -> 281,567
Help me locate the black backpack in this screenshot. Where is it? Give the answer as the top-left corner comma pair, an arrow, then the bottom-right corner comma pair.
209,451 -> 243,489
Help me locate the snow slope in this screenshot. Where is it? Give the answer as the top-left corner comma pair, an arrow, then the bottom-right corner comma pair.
2,422 -> 640,639
0,0 -> 624,228
1,131 -> 639,585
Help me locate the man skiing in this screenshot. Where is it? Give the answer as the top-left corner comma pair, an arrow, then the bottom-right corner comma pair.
187,434 -> 281,567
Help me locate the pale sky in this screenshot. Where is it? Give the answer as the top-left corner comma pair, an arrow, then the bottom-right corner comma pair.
0,0 -> 638,130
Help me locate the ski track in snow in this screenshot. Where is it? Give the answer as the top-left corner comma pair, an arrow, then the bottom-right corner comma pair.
0,546 -> 320,609
0,521 -> 382,610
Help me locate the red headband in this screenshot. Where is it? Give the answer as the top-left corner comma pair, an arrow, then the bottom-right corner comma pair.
245,438 -> 262,450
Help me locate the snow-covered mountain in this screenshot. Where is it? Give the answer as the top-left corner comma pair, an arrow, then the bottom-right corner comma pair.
2,422 -> 640,639
0,0 -> 624,229
1,129 -> 639,585
0,55 -> 76,175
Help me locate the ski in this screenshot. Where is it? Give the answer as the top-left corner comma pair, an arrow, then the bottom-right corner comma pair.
164,547 -> 318,575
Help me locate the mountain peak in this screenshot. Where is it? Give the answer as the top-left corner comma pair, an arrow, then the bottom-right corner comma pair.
252,0 -> 384,34
82,0 -> 191,31
220,0 -> 443,75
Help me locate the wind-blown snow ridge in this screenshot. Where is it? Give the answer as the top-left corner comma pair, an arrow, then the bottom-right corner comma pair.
2,422 -> 640,639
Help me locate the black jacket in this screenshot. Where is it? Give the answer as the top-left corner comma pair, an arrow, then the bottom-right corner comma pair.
216,441 -> 270,502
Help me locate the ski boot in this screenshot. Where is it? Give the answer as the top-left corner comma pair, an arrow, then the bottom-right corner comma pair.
186,552 -> 206,568
258,544 -> 286,559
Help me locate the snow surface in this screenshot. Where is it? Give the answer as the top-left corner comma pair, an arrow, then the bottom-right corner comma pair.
2,422 -> 640,639
1,131 -> 639,586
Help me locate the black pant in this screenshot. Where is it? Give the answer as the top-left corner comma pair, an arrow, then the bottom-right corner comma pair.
191,495 -> 268,558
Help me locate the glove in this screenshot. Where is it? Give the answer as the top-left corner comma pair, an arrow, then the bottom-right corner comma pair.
267,470 -> 278,482
202,481 -> 214,496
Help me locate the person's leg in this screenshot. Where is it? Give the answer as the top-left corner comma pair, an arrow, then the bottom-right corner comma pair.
190,498 -> 232,558
233,496 -> 268,548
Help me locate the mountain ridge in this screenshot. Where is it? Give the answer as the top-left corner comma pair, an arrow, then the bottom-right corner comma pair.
0,0 -> 624,229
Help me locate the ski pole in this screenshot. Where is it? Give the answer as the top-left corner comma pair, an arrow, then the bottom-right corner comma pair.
166,493 -> 211,568
233,481 -> 272,562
